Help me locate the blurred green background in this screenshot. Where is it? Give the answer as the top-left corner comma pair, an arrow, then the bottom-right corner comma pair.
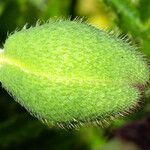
0,0 -> 150,150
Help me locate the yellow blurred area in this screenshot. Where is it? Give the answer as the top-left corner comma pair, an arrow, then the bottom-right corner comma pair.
88,14 -> 111,29
76,0 -> 115,29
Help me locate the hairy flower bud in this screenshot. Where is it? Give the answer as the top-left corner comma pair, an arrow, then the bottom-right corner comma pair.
0,19 -> 149,128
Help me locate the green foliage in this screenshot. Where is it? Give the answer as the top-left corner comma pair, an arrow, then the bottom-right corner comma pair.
103,0 -> 142,36
1,20 -> 149,128
103,0 -> 150,57
0,114 -> 44,149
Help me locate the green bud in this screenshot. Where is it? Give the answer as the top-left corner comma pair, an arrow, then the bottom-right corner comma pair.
0,19 -> 149,128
